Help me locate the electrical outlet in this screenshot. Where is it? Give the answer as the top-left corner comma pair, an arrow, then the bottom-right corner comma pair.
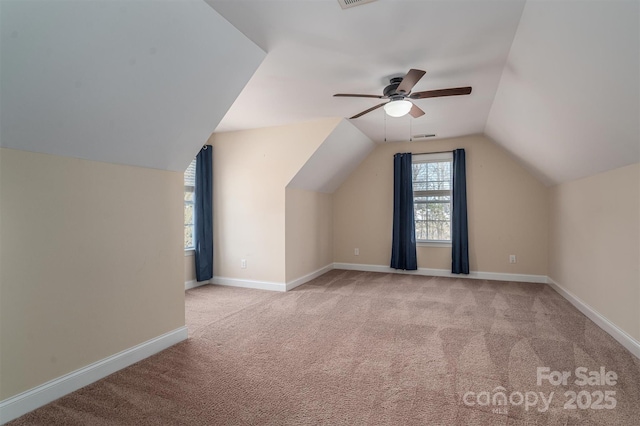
241,259 -> 247,269
354,248 -> 359,256
509,255 -> 516,264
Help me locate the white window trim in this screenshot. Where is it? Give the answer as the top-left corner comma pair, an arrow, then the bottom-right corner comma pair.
412,152 -> 453,244
417,241 -> 452,248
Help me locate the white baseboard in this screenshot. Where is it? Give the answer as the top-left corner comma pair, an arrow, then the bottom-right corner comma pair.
333,263 -> 547,284
185,279 -> 208,290
547,277 -> 640,359
209,264 -> 334,293
208,263 -> 546,294
286,264 -> 334,291
0,327 -> 188,425
210,276 -> 286,292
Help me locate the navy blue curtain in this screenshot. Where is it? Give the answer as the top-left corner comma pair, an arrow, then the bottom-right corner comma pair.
390,153 -> 417,270
195,146 -> 213,282
452,149 -> 469,274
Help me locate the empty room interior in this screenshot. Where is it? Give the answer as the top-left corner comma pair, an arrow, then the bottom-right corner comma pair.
1,0 -> 639,424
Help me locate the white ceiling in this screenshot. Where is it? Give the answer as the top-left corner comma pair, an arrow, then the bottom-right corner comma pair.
208,0 -> 525,143
208,0 -> 639,185
486,0 -> 639,185
1,0 -> 636,184
0,0 -> 265,172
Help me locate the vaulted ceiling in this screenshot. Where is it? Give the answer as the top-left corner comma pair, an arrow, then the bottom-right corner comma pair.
208,0 -> 638,185
1,1 -> 637,186
485,0 -> 639,185
208,0 -> 525,144
0,0 -> 265,172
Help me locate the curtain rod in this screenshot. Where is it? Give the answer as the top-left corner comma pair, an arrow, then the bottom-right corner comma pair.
411,150 -> 453,155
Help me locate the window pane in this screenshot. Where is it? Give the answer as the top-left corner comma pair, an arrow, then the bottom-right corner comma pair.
415,220 -> 427,241
415,203 -> 452,241
427,221 -> 450,241
426,161 -> 451,191
184,158 -> 197,249
412,163 -> 427,191
412,163 -> 426,180
184,225 -> 194,249
184,203 -> 194,226
184,159 -> 196,187
412,157 -> 452,242
427,202 -> 451,222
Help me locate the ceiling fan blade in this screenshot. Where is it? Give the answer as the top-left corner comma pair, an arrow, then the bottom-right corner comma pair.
349,102 -> 387,119
396,69 -> 426,94
409,103 -> 425,118
334,93 -> 384,99
409,86 -> 472,99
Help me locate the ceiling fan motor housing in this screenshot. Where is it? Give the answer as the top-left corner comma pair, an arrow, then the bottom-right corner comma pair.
383,77 -> 405,97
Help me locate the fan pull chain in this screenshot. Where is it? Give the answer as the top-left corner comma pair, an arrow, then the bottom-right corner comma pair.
384,111 -> 387,142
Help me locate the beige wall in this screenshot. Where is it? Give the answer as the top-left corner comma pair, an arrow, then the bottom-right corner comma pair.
0,148 -> 185,399
285,188 -> 333,282
548,163 -> 640,341
209,119 -> 340,284
185,252 -> 196,283
333,134 -> 548,275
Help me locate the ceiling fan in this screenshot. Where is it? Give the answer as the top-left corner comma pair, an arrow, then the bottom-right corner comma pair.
334,69 -> 472,119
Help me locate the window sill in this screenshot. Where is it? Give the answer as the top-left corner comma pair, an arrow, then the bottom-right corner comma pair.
184,249 -> 195,257
417,241 -> 451,248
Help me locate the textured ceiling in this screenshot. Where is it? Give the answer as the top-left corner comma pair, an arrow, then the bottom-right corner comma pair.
208,0 -> 639,185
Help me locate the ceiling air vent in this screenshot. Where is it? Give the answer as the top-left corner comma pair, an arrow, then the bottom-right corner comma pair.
338,0 -> 377,10
412,134 -> 437,140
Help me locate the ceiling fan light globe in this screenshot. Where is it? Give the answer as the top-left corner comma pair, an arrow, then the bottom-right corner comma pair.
384,100 -> 412,117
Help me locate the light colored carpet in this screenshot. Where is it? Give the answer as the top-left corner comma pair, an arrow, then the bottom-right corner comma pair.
9,270 -> 640,425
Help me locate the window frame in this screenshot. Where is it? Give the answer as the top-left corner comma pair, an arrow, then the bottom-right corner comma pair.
412,152 -> 453,245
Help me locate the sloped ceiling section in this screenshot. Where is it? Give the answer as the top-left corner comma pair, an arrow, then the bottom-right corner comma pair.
485,0 -> 639,186
0,0 -> 265,172
288,119 -> 376,193
206,0 -> 525,144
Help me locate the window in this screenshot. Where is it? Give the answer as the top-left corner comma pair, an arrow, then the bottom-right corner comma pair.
184,159 -> 196,250
412,152 -> 453,243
